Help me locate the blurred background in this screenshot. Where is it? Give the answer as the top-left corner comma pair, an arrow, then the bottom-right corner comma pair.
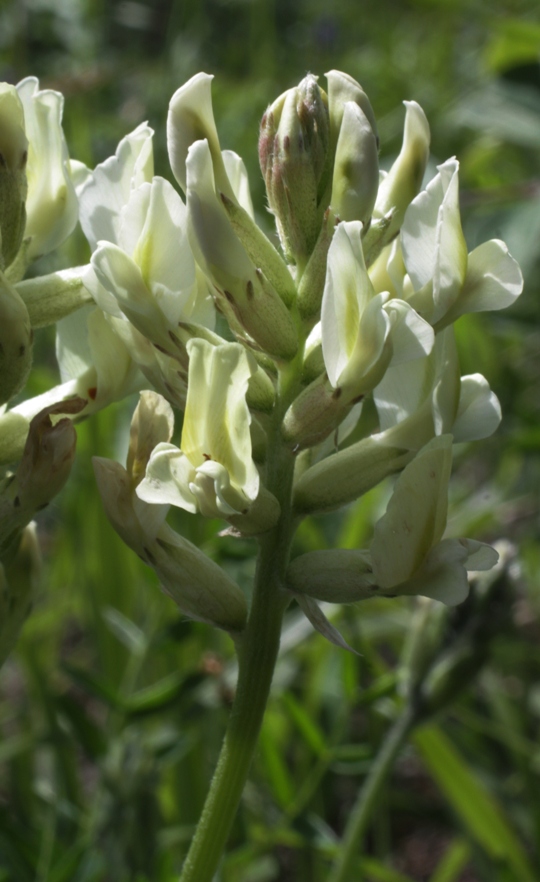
1,1 -> 540,880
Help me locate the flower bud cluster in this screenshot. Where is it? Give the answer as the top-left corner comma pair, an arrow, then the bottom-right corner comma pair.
0,68 -> 523,647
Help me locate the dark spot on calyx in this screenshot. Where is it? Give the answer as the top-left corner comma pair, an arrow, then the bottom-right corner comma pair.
331,387 -> 342,400
224,290 -> 235,303
246,280 -> 254,300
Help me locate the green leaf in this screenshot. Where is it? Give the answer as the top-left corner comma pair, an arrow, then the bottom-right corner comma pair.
415,725 -> 536,882
124,672 -> 186,716
62,663 -> 124,709
259,724 -> 295,809
357,857 -> 417,882
102,607 -> 147,656
429,838 -> 471,882
281,691 -> 328,757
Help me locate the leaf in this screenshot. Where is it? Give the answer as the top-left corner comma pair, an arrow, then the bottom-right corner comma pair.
62,663 -> 124,709
259,724 -> 295,809
282,691 -> 328,757
124,672 -> 186,716
102,606 -> 147,656
415,725 -> 536,882
357,857 -> 417,882
429,838 -> 471,882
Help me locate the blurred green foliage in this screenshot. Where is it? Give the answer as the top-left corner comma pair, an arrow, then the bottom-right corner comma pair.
1,1 -> 540,880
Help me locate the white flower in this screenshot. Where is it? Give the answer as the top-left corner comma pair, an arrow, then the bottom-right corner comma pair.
87,175 -> 215,352
93,391 -> 247,632
398,158 -> 522,328
77,121 -> 154,251
373,100 -> 430,237
321,220 -> 433,397
370,435 -> 498,605
137,339 -> 259,519
16,77 -> 78,259
373,327 -> 501,450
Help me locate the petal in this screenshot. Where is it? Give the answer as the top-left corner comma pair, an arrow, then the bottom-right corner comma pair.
167,72 -> 232,198
56,306 -> 94,383
127,390 -> 175,485
371,435 -> 453,588
120,177 -> 197,322
91,242 -> 171,349
460,539 -> 499,571
374,345 -> 438,434
191,459 -> 249,517
330,101 -> 379,224
222,150 -> 254,218
402,158 -> 467,324
452,374 -> 501,442
440,239 -> 523,328
374,100 -> 430,235
78,121 -> 154,250
431,328 -> 461,435
17,77 -> 78,258
321,220 -> 377,386
182,339 -> 259,502
339,291 -> 391,393
385,299 -> 434,365
137,443 -> 197,512
325,70 -> 378,143
186,139 -> 254,281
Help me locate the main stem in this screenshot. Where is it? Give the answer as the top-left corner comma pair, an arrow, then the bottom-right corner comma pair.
328,703 -> 417,882
179,362 -> 300,882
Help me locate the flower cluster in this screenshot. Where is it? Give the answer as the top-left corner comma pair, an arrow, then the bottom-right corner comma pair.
0,70 -> 522,648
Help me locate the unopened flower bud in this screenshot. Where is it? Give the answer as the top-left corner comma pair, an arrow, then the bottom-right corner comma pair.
0,84 -> 28,270
0,272 -> 32,405
259,75 -> 330,263
325,70 -> 378,148
293,435 -> 412,515
287,548 -> 375,603
330,101 -> 379,225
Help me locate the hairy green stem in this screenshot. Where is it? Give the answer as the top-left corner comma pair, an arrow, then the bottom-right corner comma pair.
179,360 -> 301,882
328,703 -> 417,882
